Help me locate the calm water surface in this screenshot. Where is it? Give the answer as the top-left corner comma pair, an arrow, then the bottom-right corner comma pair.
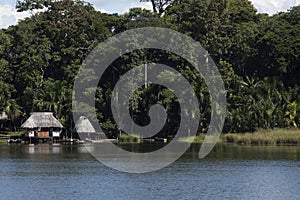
0,143 -> 300,200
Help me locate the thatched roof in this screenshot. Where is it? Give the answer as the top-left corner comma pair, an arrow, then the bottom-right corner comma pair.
74,116 -> 96,133
21,112 -> 63,129
0,111 -> 8,120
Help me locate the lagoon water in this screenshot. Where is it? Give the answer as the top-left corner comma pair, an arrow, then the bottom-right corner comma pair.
1,144 -> 300,200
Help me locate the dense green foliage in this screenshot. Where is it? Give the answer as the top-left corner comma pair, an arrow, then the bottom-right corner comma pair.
0,0 -> 300,137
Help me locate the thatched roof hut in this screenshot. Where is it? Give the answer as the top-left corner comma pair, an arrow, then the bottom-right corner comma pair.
21,112 -> 63,129
74,116 -> 96,133
0,111 -> 8,120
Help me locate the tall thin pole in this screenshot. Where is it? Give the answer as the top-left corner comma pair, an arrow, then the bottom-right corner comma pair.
70,120 -> 73,142
144,62 -> 148,89
205,51 -> 209,65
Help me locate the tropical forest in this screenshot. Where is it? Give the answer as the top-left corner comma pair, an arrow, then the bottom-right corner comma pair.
1,0 -> 300,143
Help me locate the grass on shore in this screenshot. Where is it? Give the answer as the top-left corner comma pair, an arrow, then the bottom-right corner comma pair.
177,135 -> 205,143
225,129 -> 300,145
177,129 -> 300,145
177,134 -> 228,144
118,134 -> 142,144
1,129 -> 300,146
0,131 -> 24,137
0,131 -> 24,143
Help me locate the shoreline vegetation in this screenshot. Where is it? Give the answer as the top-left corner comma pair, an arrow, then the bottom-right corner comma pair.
1,1 -> 300,139
225,129 -> 300,145
1,129 -> 300,146
179,129 -> 300,145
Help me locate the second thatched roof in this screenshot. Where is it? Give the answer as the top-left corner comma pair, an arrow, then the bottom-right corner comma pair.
0,111 -> 8,120
21,112 -> 63,129
74,116 -> 96,133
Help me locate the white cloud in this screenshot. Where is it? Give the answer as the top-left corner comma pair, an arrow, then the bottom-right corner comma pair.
88,0 -> 153,14
0,1 -> 153,28
89,0 -> 300,15
0,4 -> 30,29
97,8 -> 109,13
1,0 -> 300,29
95,0 -> 152,14
250,0 -> 300,15
121,1 -> 153,13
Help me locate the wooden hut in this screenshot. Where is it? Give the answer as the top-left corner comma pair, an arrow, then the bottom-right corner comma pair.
21,112 -> 63,143
0,111 -> 8,120
74,116 -> 106,141
74,116 -> 118,143
74,116 -> 95,140
0,111 -> 8,131
75,116 -> 96,134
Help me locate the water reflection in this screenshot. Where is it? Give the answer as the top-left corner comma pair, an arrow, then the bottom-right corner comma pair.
27,144 -> 61,154
1,143 -> 300,160
0,143 -> 299,199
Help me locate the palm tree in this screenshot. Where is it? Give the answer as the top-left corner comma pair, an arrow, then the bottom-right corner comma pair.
5,99 -> 22,131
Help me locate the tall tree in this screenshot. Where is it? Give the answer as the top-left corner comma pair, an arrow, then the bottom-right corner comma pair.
140,0 -> 177,15
253,5 -> 300,85
10,0 -> 113,131
0,31 -> 14,112
226,0 -> 260,76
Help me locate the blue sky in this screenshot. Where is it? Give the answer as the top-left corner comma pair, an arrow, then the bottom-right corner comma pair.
0,0 -> 299,28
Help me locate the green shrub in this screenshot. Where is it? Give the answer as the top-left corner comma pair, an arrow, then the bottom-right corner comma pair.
225,129 -> 300,145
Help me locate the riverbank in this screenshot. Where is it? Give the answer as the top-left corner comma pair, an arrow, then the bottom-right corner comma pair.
178,129 -> 300,145
0,131 -> 23,143
2,129 -> 300,145
225,129 -> 300,145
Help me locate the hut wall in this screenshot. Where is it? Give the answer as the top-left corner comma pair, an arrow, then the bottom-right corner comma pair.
52,131 -> 60,137
38,131 -> 50,138
28,130 -> 35,137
